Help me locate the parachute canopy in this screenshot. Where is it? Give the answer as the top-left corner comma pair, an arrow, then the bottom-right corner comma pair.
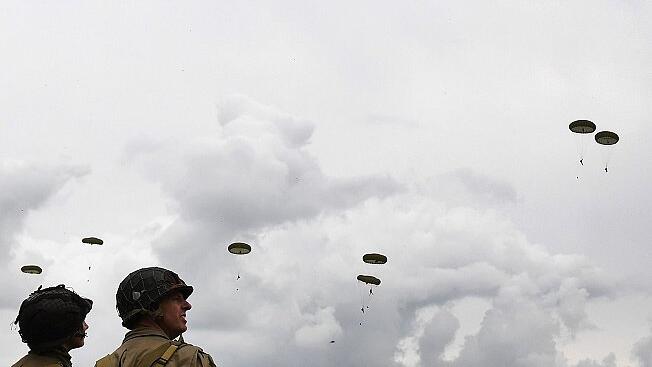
363,253 -> 387,264
228,242 -> 251,255
569,120 -> 596,134
82,237 -> 103,245
21,265 -> 42,274
357,274 -> 381,286
595,131 -> 619,145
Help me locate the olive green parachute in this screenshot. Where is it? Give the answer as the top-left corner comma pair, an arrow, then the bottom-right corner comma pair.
595,131 -> 619,145
569,120 -> 596,134
569,120 -> 597,171
594,131 -> 619,172
228,242 -> 251,255
363,253 -> 387,264
21,265 -> 42,274
357,275 -> 381,286
82,237 -> 103,245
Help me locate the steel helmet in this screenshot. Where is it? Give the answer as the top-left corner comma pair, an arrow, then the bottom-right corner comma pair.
14,285 -> 92,351
116,266 -> 193,327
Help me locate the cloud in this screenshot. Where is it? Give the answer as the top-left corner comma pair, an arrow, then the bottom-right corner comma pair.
124,95 -> 400,264
632,329 -> 652,367
417,307 -> 460,366
418,168 -> 517,208
574,354 -> 617,367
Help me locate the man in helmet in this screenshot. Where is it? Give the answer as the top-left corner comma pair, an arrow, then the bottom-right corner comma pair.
12,284 -> 93,367
95,266 -> 216,367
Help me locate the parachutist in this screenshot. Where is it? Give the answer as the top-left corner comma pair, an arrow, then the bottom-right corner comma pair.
579,158 -> 583,166
605,167 -> 608,173
361,307 -> 364,314
369,288 -> 373,295
98,267 -> 217,367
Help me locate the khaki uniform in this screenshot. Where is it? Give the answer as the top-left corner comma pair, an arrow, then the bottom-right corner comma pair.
96,327 -> 216,367
12,348 -> 72,367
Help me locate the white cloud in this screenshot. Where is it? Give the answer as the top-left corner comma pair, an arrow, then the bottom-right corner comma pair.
632,329 -> 652,367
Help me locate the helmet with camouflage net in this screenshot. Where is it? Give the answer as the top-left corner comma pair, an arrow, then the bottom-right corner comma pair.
116,266 -> 193,327
14,285 -> 92,351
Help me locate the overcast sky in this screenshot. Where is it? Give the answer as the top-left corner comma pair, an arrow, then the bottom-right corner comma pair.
1,1 -> 652,366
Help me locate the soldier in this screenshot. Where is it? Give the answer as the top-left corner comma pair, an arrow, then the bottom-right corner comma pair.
12,285 -> 93,367
96,266 -> 216,367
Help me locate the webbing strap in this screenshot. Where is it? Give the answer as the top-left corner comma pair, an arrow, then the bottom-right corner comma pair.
152,344 -> 179,367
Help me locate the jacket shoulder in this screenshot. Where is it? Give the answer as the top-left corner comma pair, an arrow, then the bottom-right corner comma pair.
12,354 -> 63,367
173,343 -> 217,367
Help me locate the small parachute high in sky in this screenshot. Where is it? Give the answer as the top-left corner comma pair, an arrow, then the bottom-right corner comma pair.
357,274 -> 381,286
228,242 -> 251,255
82,236 -> 103,282
362,253 -> 387,265
82,237 -> 103,245
228,242 -> 251,288
595,131 -> 619,172
21,265 -> 42,275
569,120 -> 596,167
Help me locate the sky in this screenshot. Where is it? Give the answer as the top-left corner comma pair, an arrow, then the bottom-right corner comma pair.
1,1 -> 652,366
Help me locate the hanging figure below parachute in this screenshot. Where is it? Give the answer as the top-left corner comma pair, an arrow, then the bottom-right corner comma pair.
594,131 -> 619,173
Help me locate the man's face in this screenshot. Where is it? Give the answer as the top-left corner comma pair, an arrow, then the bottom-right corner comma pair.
63,320 -> 88,351
156,290 -> 192,339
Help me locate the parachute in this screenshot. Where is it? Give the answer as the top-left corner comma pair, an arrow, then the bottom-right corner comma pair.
21,265 -> 42,275
357,274 -> 381,285
569,120 -> 596,168
595,131 -> 619,145
82,237 -> 103,281
569,120 -> 596,134
82,237 -> 103,245
228,242 -> 251,289
595,131 -> 619,172
362,253 -> 387,265
228,242 -> 251,255
357,274 -> 381,324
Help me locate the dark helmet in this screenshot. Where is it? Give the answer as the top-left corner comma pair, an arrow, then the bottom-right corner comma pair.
14,285 -> 92,351
116,266 -> 193,327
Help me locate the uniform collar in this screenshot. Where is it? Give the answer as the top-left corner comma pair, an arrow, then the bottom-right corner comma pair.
124,326 -> 171,342
29,347 -> 72,367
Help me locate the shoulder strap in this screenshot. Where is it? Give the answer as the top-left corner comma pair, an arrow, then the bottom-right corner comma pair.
93,341 -> 182,367
139,341 -> 182,367
151,343 -> 180,367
